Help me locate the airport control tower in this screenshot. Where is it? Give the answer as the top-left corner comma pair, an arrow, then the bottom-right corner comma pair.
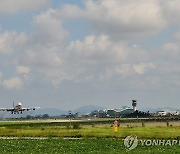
132,100 -> 137,112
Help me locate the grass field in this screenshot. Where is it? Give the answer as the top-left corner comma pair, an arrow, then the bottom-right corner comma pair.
0,121 -> 179,139
0,120 -> 179,153
0,138 -> 179,154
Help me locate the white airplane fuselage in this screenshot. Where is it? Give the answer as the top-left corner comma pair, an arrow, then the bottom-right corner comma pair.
11,102 -> 23,114
14,103 -> 22,111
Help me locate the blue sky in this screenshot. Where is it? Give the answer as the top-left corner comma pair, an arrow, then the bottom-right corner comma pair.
0,0 -> 180,111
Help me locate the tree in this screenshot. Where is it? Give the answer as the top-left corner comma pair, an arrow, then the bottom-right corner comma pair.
42,114 -> 49,119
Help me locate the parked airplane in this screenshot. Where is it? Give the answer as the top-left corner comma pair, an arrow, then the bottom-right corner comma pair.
0,102 -> 40,114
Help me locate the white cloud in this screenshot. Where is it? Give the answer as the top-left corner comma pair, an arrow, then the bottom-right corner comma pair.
54,0 -> 180,40
0,71 -> 3,83
65,34 -> 154,82
56,4 -> 83,19
55,0 -> 166,40
0,0 -> 50,14
161,0 -> 180,23
31,9 -> 68,46
21,48 -> 66,84
68,34 -> 147,64
68,34 -> 127,63
1,0 -> 179,89
0,31 -> 27,54
16,66 -> 31,75
16,33 -> 153,86
2,77 -> 24,90
174,31 -> 180,40
151,31 -> 180,82
14,9 -> 69,86
133,63 -> 156,74
158,32 -> 180,60
163,43 -> 179,57
84,0 -> 165,38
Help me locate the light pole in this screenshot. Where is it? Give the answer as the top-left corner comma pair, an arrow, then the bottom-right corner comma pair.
69,110 -> 72,128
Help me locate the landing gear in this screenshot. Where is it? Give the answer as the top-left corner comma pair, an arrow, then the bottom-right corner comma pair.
11,111 -> 23,114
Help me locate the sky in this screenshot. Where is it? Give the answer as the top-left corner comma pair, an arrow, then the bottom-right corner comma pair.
0,0 -> 180,110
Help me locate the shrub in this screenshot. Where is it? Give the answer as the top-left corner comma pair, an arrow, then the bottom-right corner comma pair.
73,123 -> 81,129
142,122 -> 145,127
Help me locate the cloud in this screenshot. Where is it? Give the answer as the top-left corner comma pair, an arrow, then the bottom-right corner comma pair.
0,0 -> 50,14
65,34 -> 155,82
174,31 -> 180,40
2,77 -> 24,90
83,0 -> 166,39
55,0 -> 180,40
56,4 -> 83,19
156,31 -> 180,61
31,9 -> 68,46
16,65 -> 31,75
55,0 -> 167,40
20,47 -> 67,86
161,0 -> 180,23
0,71 -> 3,82
17,32 -> 154,86
133,63 -> 156,75
1,0 -> 179,90
68,34 -> 148,64
14,9 -> 69,86
0,31 -> 27,54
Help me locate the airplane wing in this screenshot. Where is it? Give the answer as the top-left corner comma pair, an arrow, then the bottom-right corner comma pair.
0,108 -> 14,112
0,107 -> 40,112
21,107 -> 40,111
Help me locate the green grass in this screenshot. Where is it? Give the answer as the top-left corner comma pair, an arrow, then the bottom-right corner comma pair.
0,126 -> 179,139
0,121 -> 179,139
0,139 -> 179,154
0,121 -> 179,153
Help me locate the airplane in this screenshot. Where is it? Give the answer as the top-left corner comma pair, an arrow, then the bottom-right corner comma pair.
0,102 -> 40,114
